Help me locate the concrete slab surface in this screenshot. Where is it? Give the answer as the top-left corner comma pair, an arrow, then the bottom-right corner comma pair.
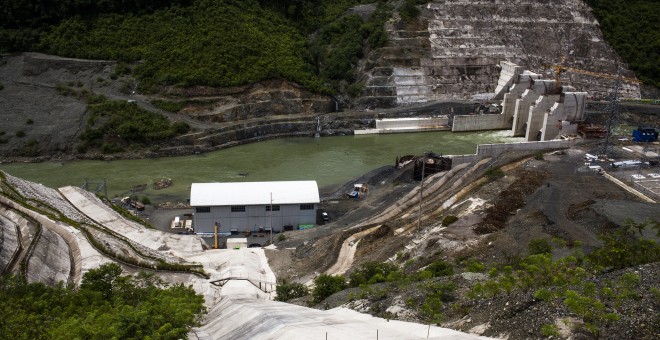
59,186 -> 204,257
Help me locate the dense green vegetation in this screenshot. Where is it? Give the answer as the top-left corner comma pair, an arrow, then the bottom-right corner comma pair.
586,0 -> 660,87
312,274 -> 347,303
0,0 -> 393,94
0,263 -> 205,339
79,99 -> 190,153
275,281 -> 309,302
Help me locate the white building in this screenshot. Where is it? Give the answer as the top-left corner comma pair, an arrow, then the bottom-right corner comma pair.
190,181 -> 320,235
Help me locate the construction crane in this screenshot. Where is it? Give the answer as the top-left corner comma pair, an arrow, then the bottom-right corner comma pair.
552,65 -> 641,85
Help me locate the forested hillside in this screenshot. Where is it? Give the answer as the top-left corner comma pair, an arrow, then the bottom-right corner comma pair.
1,0 -> 657,94
0,0 -> 390,94
586,0 -> 660,88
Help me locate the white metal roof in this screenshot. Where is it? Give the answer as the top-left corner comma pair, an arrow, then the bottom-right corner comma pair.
190,181 -> 320,206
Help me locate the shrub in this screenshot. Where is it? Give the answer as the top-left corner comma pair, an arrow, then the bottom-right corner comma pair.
541,324 -> 560,337
534,288 -> 554,301
19,139 -> 39,157
425,259 -> 454,277
101,143 -> 124,154
442,215 -> 458,226
119,80 -> 132,94
140,196 -> 151,205
588,219 -> 660,269
75,143 -> 88,153
464,259 -> 486,272
115,62 -> 132,76
400,0 -> 421,22
533,151 -> 544,160
275,282 -> 309,302
152,99 -> 186,113
349,261 -> 399,287
26,118 -> 33,125
419,281 -> 456,324
277,233 -> 286,242
312,274 -> 346,303
528,239 -> 552,255
15,130 -> 26,137
484,167 -> 504,181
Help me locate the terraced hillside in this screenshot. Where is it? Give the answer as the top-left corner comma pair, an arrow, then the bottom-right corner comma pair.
359,0 -> 641,107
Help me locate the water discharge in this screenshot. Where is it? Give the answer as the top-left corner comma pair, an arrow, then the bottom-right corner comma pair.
1,130 -> 520,202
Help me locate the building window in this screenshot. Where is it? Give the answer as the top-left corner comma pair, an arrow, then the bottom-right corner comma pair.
231,205 -> 246,212
266,205 -> 280,211
195,206 -> 210,213
300,204 -> 314,210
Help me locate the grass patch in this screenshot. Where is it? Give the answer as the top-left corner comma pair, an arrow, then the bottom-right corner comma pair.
151,99 -> 186,112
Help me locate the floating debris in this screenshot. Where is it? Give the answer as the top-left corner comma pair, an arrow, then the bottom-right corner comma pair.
153,178 -> 173,190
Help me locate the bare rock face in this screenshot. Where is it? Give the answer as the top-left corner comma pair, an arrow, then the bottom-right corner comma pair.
359,0 -> 640,108
164,80 -> 334,123
0,53 -> 99,158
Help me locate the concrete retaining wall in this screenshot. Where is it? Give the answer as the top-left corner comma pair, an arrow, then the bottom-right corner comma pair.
0,196 -> 82,285
452,114 -> 510,132
376,117 -> 448,129
450,139 -> 579,165
355,117 -> 450,135
0,210 -> 21,273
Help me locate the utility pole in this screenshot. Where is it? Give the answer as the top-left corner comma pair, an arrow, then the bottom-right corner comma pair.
269,192 -> 273,245
418,156 -> 426,230
599,65 -> 622,157
214,222 -> 219,249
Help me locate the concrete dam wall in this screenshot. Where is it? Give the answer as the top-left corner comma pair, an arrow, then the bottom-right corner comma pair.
359,0 -> 640,108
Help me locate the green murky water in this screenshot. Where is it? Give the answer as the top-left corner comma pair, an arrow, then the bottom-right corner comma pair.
0,130 -> 520,202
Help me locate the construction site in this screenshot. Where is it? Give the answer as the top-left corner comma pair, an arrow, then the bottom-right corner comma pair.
2,114 -> 659,337
1,0 -> 659,337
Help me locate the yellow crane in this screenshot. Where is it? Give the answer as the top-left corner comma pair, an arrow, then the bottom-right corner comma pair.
552,65 -> 641,85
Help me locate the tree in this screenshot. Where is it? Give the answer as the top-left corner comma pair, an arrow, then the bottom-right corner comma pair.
588,219 -> 660,269
80,262 -> 124,300
528,239 -> 552,255
275,281 -> 309,301
312,274 -> 346,303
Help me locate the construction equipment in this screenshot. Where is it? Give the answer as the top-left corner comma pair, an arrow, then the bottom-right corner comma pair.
549,64 -> 641,91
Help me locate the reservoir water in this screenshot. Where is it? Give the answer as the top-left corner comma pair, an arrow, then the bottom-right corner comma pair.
1,130 -> 520,202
